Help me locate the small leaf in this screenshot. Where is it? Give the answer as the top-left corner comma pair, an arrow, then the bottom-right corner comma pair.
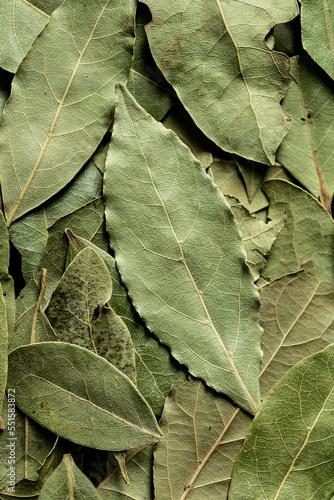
262,179 -> 334,282
98,446 -> 154,499
104,85 -> 263,414
277,56 -> 334,207
301,0 -> 334,81
234,157 -> 266,204
38,453 -> 102,500
0,0 -> 49,73
0,0 -> 135,224
145,0 -> 298,164
229,345 -> 334,500
7,342 -> 162,450
228,199 -> 286,281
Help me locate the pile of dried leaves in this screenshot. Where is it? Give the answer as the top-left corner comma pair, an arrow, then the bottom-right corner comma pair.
0,0 -> 333,498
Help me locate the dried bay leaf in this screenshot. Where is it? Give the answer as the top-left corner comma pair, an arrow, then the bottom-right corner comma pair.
65,232 -> 187,414
0,402 -> 56,488
144,0 -> 298,164
276,56 -> 334,207
9,160 -> 103,282
127,3 -> 176,121
0,0 -> 49,73
0,0 -> 136,225
104,85 -> 262,415
38,454 -> 102,500
7,342 -> 162,450
262,180 -> 334,282
152,267 -> 334,499
301,0 -> 334,81
234,157 -> 266,205
228,199 -> 286,281
28,0 -> 64,16
98,446 -> 154,499
229,345 -> 334,499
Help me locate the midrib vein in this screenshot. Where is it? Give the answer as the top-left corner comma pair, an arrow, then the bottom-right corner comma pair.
259,280 -> 320,378
274,386 -> 334,499
66,455 -> 74,500
28,373 -> 160,439
215,0 -> 267,160
136,136 -> 258,414
6,1 -> 110,226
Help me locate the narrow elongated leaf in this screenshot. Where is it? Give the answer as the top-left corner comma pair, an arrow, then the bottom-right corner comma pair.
127,3 -> 175,121
276,56 -> 334,206
145,0 -> 298,164
9,160 -> 102,282
98,446 -> 153,499
0,0 -> 49,73
0,0 -> 135,225
104,85 -> 262,414
8,342 -> 161,450
301,0 -> 334,81
229,345 -> 334,500
39,454 -> 102,500
262,180 -> 334,282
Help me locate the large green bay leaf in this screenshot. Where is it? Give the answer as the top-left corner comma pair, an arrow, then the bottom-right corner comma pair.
153,269 -> 334,499
0,0 -> 49,73
301,0 -> 334,81
276,56 -> 334,206
0,0 -> 135,225
39,454 -> 102,500
104,85 -> 262,415
229,345 -> 334,500
262,179 -> 334,282
144,0 -> 299,164
8,342 -> 161,450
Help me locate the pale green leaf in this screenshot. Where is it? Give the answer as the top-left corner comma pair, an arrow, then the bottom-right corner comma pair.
229,345 -> 334,500
259,269 -> 334,397
145,0 -> 298,164
38,454 -> 102,500
301,0 -> 334,80
154,379 -> 251,500
8,342 -> 162,450
277,56 -> 334,206
98,446 -> 153,499
104,85 -> 262,415
262,180 -> 334,282
0,0 -> 135,225
9,160 -> 103,282
0,0 -> 49,73
228,199 -> 286,281
127,3 -> 176,121
64,231 -> 187,414
28,0 -> 63,16
210,160 -> 269,214
0,402 -> 56,488
234,157 -> 266,204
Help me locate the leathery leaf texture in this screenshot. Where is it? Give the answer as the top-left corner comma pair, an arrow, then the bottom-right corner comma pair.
104,85 -> 262,415
229,345 -> 334,500
144,0 -> 299,164
0,0 -> 135,225
7,342 -> 162,451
